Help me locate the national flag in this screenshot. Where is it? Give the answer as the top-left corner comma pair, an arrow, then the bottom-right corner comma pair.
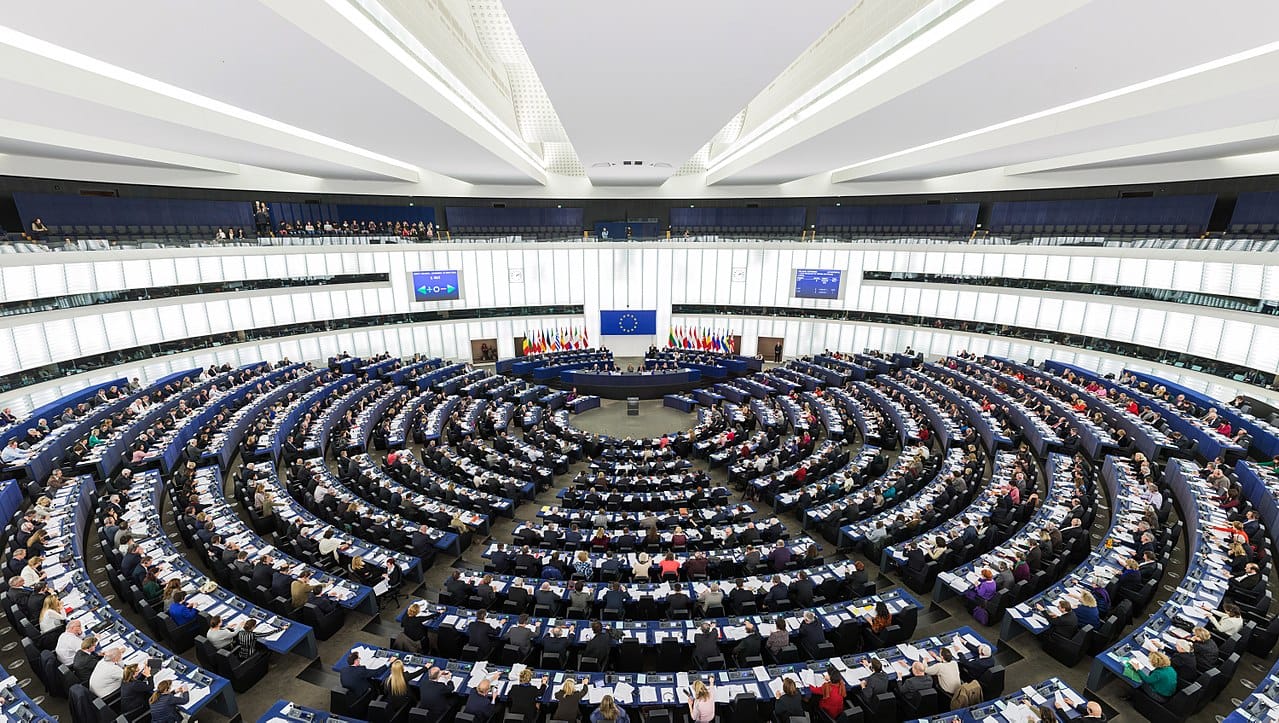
521,336 -> 530,355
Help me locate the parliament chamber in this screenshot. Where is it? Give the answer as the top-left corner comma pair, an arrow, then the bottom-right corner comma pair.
3,2 -> 1279,722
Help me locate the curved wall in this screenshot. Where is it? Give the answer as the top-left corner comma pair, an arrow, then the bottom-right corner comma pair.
1,242 -> 1275,412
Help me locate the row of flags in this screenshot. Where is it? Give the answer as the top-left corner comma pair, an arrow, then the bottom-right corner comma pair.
522,327 -> 589,354
668,326 -> 735,353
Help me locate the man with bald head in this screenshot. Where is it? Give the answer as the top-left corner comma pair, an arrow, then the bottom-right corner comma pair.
897,661 -> 935,706
419,666 -> 455,719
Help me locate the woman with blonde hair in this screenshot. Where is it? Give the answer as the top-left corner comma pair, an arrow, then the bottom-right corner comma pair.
1134,650 -> 1177,701
553,677 -> 589,722
401,603 -> 426,649
31,496 -> 51,522
384,658 -> 412,709
1076,590 -> 1101,628
38,592 -> 65,633
688,678 -> 715,722
508,667 -> 549,719
591,693 -> 630,723
573,550 -> 593,579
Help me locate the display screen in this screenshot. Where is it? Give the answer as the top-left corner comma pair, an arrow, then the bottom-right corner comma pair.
411,270 -> 460,302
794,269 -> 843,299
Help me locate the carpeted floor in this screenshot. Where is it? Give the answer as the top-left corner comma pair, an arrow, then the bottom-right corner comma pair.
566,398 -> 696,438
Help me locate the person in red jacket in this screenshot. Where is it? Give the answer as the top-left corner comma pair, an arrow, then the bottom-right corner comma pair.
809,663 -> 846,718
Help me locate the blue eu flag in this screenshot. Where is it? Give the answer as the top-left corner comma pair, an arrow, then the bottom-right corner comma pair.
599,310 -> 657,335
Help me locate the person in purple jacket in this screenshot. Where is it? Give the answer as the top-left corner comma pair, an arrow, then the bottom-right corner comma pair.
963,568 -> 998,613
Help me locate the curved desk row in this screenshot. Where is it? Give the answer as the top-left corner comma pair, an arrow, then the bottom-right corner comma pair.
333,625 -> 992,708
46,477 -> 235,716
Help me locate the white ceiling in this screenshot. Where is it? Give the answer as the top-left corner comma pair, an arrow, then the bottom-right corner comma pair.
0,0 -> 1277,198
502,0 -> 849,185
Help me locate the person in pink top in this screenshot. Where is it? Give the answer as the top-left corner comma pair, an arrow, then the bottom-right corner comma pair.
687,679 -> 715,722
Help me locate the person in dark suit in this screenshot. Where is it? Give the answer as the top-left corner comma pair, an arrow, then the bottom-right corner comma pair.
540,624 -> 573,658
848,561 -> 869,591
732,621 -> 762,663
1117,559 -> 1144,595
1063,700 -> 1107,720
443,571 -> 473,601
119,663 -> 154,714
666,588 -> 693,617
418,667 -> 456,719
692,622 -> 720,667
768,541 -> 792,572
1137,551 -> 1159,582
858,657 -> 890,699
339,651 -> 380,698
764,576 -> 790,610
506,668 -> 548,720
71,637 -> 99,685
728,579 -> 755,613
1039,600 -> 1079,639
601,581 -> 629,611
489,544 -> 513,575
581,621 -> 612,666
251,557 -> 275,588
796,611 -> 826,650
411,525 -> 437,561
467,610 -> 498,657
898,661 -> 935,706
904,544 -> 928,577
465,676 -> 502,721
270,569 -> 293,600
1229,563 -> 1262,598
790,570 -> 815,607
959,644 -> 995,682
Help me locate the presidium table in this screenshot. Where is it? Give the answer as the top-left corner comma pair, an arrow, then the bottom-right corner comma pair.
559,368 -> 702,399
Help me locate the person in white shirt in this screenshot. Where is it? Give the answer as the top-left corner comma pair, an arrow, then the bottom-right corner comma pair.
39,594 -> 66,633
89,647 -> 126,697
20,556 -> 43,587
924,647 -> 962,694
56,620 -> 83,666
318,531 -> 344,560
1,440 -> 28,465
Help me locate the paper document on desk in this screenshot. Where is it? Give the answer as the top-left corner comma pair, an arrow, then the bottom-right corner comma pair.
183,685 -> 211,707
467,662 -> 488,687
897,643 -> 923,661
639,687 -> 658,704
613,681 -> 635,705
587,686 -> 610,704
841,666 -> 872,685
752,666 -> 770,682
